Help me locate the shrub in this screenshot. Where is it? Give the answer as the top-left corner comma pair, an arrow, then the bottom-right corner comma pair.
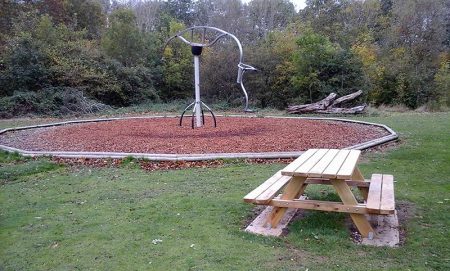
0,87 -> 110,117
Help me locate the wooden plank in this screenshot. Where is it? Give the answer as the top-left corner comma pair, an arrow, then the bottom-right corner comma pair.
243,171 -> 285,203
267,176 -> 306,228
337,150 -> 361,179
352,167 -> 365,181
304,178 -> 370,187
352,167 -> 368,200
281,149 -> 318,176
293,149 -> 329,176
380,174 -> 395,214
331,179 -> 374,238
308,149 -> 340,177
366,174 -> 382,213
255,175 -> 292,204
322,150 -> 351,179
270,199 -> 369,214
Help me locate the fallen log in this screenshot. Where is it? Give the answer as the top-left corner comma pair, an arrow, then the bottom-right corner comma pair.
287,90 -> 365,114
287,93 -> 337,113
331,90 -> 363,107
316,104 -> 367,114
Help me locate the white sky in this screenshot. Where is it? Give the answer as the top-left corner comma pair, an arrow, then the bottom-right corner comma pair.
242,0 -> 307,12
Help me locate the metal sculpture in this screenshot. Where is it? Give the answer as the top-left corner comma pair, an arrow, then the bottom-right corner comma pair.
163,26 -> 257,128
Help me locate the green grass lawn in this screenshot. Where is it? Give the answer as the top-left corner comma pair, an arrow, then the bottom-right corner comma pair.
1,112 -> 449,270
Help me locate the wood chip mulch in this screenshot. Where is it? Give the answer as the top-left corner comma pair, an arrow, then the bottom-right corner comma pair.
0,117 -> 390,154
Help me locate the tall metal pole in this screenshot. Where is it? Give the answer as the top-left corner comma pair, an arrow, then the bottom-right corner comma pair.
164,27 -> 257,128
193,55 -> 202,127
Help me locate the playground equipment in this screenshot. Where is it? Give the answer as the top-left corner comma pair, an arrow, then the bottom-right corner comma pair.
164,26 -> 257,128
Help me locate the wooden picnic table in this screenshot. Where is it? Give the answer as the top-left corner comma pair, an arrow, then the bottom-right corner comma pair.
244,149 -> 395,239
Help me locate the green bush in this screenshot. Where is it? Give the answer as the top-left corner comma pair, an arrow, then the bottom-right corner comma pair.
0,87 -> 110,117
0,14 -> 161,116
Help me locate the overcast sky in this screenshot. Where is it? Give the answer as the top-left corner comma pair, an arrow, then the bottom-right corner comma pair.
242,0 -> 307,11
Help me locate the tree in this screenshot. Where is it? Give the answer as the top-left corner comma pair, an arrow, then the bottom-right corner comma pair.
131,0 -> 164,32
34,0 -> 105,39
193,0 -> 250,38
381,0 -> 448,107
0,0 -> 20,46
160,20 -> 193,100
351,32 -> 384,104
247,0 -> 296,39
300,0 -> 351,45
246,24 -> 300,108
164,0 -> 194,26
292,30 -> 363,103
67,0 -> 105,39
433,55 -> 450,108
0,34 -> 50,96
101,8 -> 145,67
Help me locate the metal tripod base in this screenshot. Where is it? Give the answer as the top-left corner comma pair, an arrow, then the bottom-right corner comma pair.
179,101 -> 217,129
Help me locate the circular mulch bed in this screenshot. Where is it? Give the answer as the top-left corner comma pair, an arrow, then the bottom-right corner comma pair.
0,117 -> 390,154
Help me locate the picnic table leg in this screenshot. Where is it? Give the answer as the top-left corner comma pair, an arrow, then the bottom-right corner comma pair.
267,176 -> 307,228
331,179 -> 374,238
352,167 -> 368,201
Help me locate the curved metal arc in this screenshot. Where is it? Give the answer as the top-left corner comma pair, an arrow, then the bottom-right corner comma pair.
204,33 -> 228,47
176,33 -> 228,48
240,70 -> 250,112
164,26 -> 244,63
163,26 -> 257,113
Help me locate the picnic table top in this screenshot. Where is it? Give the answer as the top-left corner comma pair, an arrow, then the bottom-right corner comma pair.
281,149 -> 361,179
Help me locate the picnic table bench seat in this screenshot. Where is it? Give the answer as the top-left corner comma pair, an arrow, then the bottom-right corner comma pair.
367,174 -> 395,215
243,171 -> 292,205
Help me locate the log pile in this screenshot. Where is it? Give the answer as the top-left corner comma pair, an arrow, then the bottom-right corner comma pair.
287,90 -> 366,114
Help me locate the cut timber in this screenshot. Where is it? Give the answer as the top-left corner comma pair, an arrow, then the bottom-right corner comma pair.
267,176 -> 306,228
255,176 -> 292,204
270,199 -> 369,214
331,179 -> 374,238
287,93 -> 337,113
366,174 -> 396,214
308,149 -> 340,177
366,174 -> 382,213
243,171 -> 291,204
294,149 -> 329,176
336,150 -> 361,179
304,178 -> 370,187
281,149 -> 317,176
321,150 -> 351,179
380,175 -> 395,214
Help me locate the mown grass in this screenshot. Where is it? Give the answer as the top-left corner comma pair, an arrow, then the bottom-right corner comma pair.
0,112 -> 449,270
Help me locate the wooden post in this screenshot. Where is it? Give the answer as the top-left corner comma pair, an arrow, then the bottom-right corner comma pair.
352,167 -> 368,201
267,176 -> 306,228
331,179 -> 374,238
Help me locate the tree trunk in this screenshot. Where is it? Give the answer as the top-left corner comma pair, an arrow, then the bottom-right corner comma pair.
330,90 -> 363,107
287,93 -> 337,113
287,90 -> 365,114
316,105 -> 366,114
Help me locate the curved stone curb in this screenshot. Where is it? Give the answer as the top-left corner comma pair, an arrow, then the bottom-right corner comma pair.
0,115 -> 398,161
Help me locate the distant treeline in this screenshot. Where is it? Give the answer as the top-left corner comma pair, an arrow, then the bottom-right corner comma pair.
0,0 -> 449,116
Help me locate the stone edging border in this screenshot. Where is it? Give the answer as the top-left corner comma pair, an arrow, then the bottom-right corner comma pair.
0,115 -> 398,161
